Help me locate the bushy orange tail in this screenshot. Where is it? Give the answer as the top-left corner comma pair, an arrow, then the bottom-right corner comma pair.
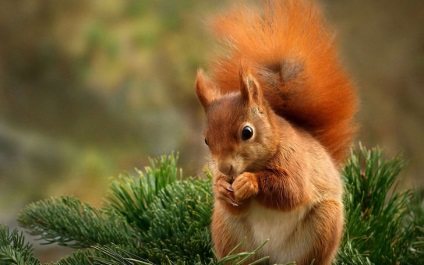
208,0 -> 358,164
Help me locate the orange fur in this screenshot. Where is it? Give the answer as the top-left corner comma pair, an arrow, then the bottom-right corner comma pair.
195,1 -> 357,264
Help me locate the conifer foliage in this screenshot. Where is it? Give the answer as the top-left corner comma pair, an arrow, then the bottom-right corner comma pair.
0,147 -> 423,265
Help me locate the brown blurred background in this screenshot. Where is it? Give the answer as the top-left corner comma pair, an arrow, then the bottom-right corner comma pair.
0,0 -> 423,262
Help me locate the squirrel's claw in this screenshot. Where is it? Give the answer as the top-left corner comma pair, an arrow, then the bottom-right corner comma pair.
215,178 -> 241,207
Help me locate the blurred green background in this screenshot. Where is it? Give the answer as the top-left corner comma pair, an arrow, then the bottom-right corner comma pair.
0,0 -> 423,262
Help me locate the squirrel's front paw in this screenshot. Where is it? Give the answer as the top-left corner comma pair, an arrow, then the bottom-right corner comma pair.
215,178 -> 239,206
232,172 -> 259,202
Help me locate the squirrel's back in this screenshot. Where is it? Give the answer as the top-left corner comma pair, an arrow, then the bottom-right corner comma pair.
208,0 -> 358,164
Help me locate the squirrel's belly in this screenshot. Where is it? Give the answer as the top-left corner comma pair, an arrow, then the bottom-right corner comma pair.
246,200 -> 312,263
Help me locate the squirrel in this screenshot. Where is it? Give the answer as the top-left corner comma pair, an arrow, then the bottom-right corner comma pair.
195,1 -> 358,265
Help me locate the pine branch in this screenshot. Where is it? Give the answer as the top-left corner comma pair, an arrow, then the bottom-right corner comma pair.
48,246 -> 151,265
107,154 -> 180,230
404,191 -> 424,264
92,240 -> 271,265
339,145 -> 420,264
92,245 -> 154,265
18,197 -> 137,248
2,147 -> 423,264
137,177 -> 214,263
52,250 -> 94,265
335,237 -> 373,265
0,225 -> 40,265
106,154 -> 215,263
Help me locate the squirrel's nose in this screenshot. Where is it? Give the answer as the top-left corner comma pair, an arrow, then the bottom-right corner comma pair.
218,162 -> 233,177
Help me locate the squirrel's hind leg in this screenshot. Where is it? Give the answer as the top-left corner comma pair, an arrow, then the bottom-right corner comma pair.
296,199 -> 344,265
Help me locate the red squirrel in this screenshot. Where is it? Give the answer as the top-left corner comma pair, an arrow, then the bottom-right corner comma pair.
195,1 -> 358,264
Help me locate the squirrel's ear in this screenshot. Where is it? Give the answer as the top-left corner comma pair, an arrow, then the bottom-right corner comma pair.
195,69 -> 220,111
240,69 -> 263,106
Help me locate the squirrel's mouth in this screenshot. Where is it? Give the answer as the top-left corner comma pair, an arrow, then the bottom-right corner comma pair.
218,170 -> 237,184
220,172 -> 235,184
228,170 -> 246,184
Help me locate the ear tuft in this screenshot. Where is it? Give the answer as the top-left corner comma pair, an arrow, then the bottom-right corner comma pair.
239,69 -> 262,105
195,69 -> 219,111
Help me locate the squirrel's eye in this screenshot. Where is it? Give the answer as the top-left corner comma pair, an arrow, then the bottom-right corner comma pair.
204,138 -> 209,146
241,126 -> 254,141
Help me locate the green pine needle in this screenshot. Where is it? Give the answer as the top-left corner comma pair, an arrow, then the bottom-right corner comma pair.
0,225 -> 40,265
18,197 -> 137,248
107,154 -> 181,230
339,144 -> 421,264
136,177 -> 213,263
